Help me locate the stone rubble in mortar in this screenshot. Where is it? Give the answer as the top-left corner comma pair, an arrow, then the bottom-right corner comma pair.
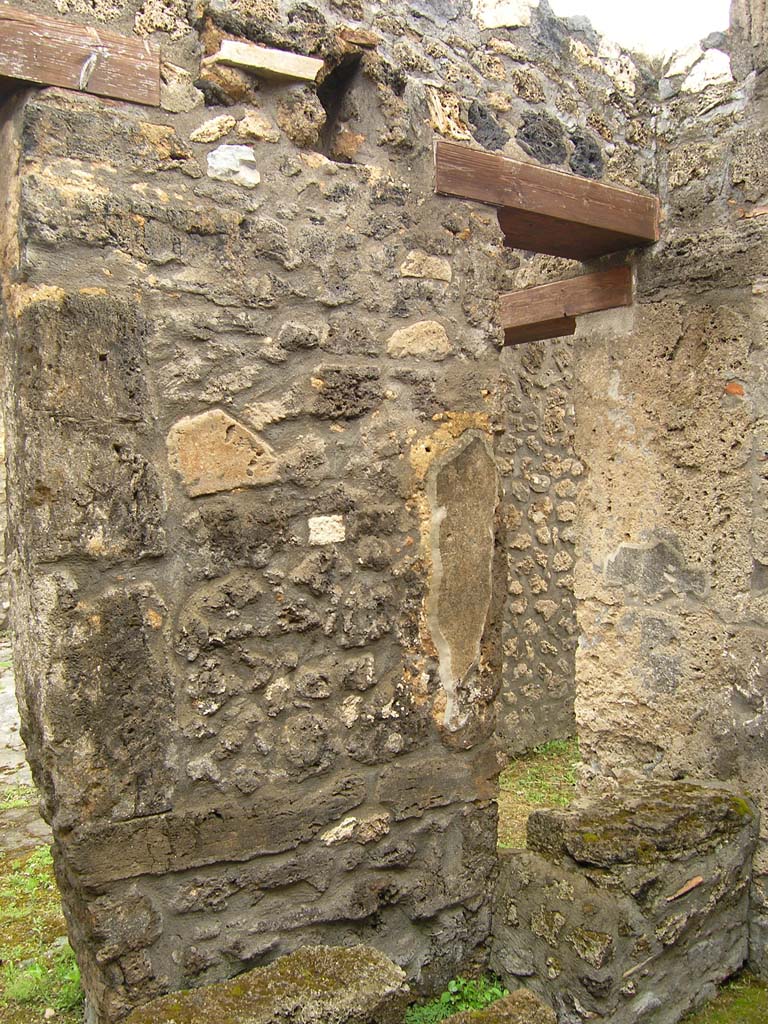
492,782 -> 758,1024
1,1 -> 663,1022
573,0 -> 768,987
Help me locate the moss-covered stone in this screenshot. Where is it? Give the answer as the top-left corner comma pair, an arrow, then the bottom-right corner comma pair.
528,782 -> 757,868
443,989 -> 556,1024
124,945 -> 410,1024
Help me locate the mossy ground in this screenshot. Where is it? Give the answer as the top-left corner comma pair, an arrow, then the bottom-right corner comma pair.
497,737 -> 579,848
681,974 -> 768,1023
0,842 -> 84,1024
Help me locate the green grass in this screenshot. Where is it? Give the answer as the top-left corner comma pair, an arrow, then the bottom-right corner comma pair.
497,737 -> 579,849
682,974 -> 768,1023
0,782 -> 37,811
0,845 -> 84,1023
405,976 -> 509,1024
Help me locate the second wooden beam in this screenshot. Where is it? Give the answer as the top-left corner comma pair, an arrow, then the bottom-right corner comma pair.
501,266 -> 633,345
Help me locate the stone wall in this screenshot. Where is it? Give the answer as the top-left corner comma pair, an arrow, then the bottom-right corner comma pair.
573,25 -> 768,976
0,409 -> 7,633
492,782 -> 758,1024
0,2 -> 658,1020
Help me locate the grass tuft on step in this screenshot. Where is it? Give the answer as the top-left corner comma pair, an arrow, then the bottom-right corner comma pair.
497,737 -> 579,849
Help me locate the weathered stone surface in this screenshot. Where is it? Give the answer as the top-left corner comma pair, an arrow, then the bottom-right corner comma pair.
13,576 -> 176,832
575,79 -> 768,972
276,87 -> 326,148
569,130 -> 603,179
65,772 -> 368,885
730,0 -> 768,76
444,989 -> 555,1024
492,783 -> 758,1024
237,111 -> 281,143
191,115 -> 237,143
400,251 -> 453,282
0,413 -> 6,631
124,945 -> 409,1024
516,112 -> 567,165
387,321 -> 453,360
167,411 -> 279,497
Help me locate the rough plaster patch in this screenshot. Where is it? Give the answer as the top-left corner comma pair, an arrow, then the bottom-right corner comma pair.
425,432 -> 499,730
309,515 -> 346,545
167,410 -> 279,497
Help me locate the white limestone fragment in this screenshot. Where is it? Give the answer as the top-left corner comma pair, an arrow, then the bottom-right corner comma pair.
321,817 -> 358,845
308,515 -> 346,545
207,145 -> 261,188
472,0 -> 539,29
682,50 -> 733,92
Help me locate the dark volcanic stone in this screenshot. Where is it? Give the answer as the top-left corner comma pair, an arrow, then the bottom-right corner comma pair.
569,130 -> 604,179
516,113 -> 567,165
468,101 -> 510,151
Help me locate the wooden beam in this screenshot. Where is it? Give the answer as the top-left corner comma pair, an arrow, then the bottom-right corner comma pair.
203,40 -> 324,83
505,316 -> 577,346
0,4 -> 160,106
501,266 -> 633,345
435,140 -> 660,260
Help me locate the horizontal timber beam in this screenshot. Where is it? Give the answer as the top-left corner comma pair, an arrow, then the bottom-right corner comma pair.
0,4 -> 160,106
435,140 -> 660,260
501,266 -> 633,345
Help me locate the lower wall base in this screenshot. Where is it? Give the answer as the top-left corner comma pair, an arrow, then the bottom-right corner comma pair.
491,781 -> 757,1024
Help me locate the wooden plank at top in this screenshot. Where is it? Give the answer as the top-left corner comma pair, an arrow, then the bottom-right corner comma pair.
0,4 -> 160,106
203,40 -> 324,83
435,140 -> 659,260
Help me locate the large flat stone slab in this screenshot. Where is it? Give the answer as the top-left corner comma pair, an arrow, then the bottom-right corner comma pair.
124,944 -> 410,1024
